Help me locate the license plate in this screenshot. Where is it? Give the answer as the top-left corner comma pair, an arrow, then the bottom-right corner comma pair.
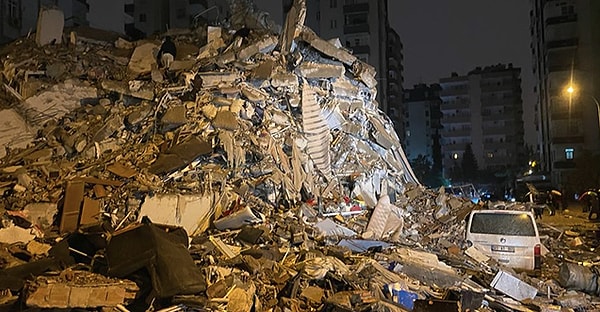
491,245 -> 515,252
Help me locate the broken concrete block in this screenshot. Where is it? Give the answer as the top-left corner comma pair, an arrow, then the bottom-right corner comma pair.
35,8 -> 64,46
301,286 -> 324,303
0,109 -> 35,158
314,219 -> 356,238
271,72 -> 299,89
115,37 -> 135,50
128,42 -> 159,76
101,79 -> 154,100
238,35 -> 278,60
280,0 -> 307,55
0,224 -> 35,244
490,270 -> 537,301
212,110 -> 240,130
107,161 -> 137,179
23,202 -> 57,229
197,72 -> 239,88
252,59 -> 275,79
213,206 -> 265,231
80,197 -> 102,226
22,80 -> 98,126
296,61 -> 345,79
300,27 -> 357,66
149,136 -> 212,175
138,194 -> 214,236
352,60 -> 377,89
23,270 -> 138,308
161,105 -> 188,131
59,180 -> 85,234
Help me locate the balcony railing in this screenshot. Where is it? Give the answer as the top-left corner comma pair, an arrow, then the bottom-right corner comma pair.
546,38 -> 578,49
344,24 -> 369,34
545,14 -> 577,26
440,87 -> 468,97
343,2 -> 369,13
442,114 -> 471,123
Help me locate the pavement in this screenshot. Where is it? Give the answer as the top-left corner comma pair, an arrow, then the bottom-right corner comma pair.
536,201 -> 599,232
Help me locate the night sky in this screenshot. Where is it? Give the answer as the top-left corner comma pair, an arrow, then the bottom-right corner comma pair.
389,0 -> 536,146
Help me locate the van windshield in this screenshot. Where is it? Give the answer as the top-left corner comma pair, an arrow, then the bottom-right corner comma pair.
470,213 -> 536,236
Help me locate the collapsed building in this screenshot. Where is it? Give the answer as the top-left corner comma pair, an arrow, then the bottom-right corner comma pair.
0,0 -> 599,311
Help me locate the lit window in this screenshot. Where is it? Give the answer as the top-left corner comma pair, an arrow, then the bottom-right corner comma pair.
487,152 -> 494,158
565,148 -> 574,160
453,153 -> 459,160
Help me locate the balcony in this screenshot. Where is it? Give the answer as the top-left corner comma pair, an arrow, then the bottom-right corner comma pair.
441,101 -> 469,110
442,143 -> 468,151
483,142 -> 511,150
344,24 -> 369,34
551,135 -> 584,144
440,87 -> 468,97
483,127 -> 507,135
553,160 -> 576,169
343,2 -> 369,13
481,83 -> 514,93
485,156 -> 511,166
545,14 -> 577,26
546,38 -> 578,50
442,114 -> 470,123
483,113 -> 510,122
550,109 -> 583,120
441,128 -> 471,137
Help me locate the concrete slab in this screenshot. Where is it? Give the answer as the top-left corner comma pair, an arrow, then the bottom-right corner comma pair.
35,8 -> 64,46
0,109 -> 35,158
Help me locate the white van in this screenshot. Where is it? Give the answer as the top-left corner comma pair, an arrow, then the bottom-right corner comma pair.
466,209 -> 541,273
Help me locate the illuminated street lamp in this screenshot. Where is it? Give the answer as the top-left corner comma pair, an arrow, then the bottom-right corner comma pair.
565,84 -> 600,132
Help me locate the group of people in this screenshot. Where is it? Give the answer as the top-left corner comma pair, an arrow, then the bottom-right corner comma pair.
534,189 -> 600,220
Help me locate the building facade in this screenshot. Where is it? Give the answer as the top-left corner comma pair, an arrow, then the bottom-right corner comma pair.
387,28 -> 404,142
530,0 -> 600,187
403,84 -> 442,163
309,0 -> 395,114
439,64 -> 525,179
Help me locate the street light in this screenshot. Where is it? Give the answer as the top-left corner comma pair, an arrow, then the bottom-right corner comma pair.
565,84 -> 600,133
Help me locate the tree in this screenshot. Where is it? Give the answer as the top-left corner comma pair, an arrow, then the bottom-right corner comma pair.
461,143 -> 479,181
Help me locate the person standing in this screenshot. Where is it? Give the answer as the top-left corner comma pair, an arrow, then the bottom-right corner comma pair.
588,193 -> 600,220
157,36 -> 177,69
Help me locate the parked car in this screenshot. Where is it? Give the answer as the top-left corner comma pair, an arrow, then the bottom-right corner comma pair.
465,209 -> 541,274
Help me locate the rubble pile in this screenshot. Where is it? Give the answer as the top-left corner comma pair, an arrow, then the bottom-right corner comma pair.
0,1 -> 599,311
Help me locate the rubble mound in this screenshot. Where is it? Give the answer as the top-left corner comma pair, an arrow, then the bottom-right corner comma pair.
0,1 -> 596,311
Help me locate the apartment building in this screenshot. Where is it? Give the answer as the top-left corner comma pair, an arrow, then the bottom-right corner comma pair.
530,0 -> 600,186
439,64 -> 525,178
387,28 -> 404,142
403,84 -> 442,164
309,0 -> 395,114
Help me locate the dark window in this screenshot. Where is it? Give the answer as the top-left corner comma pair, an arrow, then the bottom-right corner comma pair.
330,0 -> 337,8
176,8 -> 186,19
139,13 -> 147,22
124,3 -> 134,14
